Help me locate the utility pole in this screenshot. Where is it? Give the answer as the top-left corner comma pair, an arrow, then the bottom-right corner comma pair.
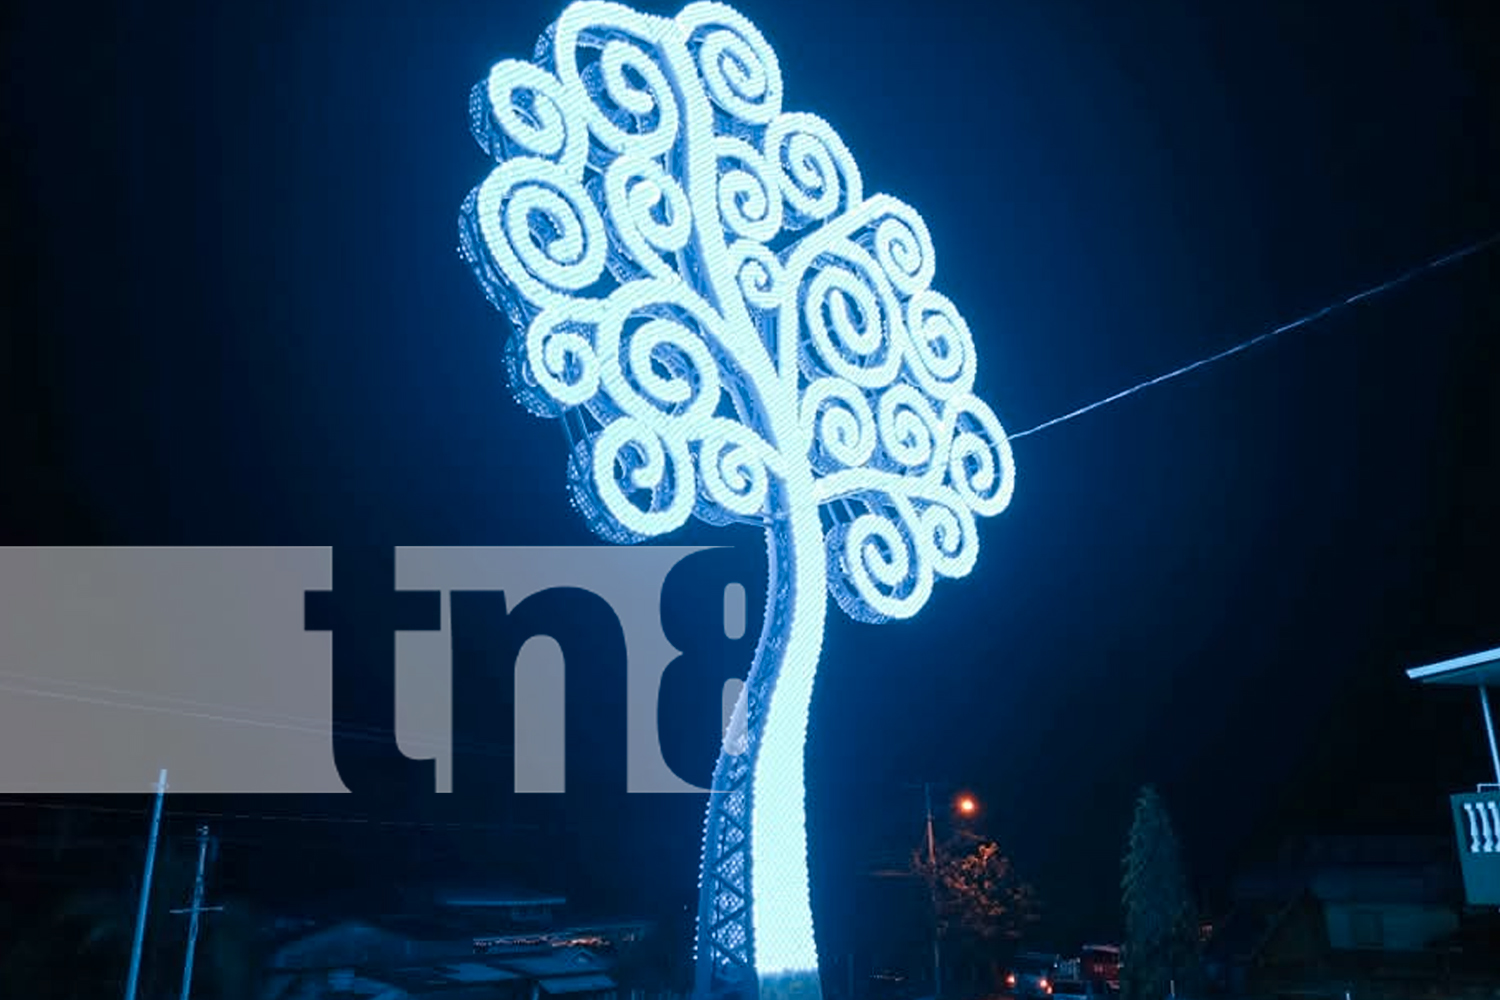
124,768 -> 168,1000
171,825 -> 223,1000
925,782 -> 941,1000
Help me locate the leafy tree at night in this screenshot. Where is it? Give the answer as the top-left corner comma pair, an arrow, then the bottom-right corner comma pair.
914,834 -> 1039,986
1121,785 -> 1199,1000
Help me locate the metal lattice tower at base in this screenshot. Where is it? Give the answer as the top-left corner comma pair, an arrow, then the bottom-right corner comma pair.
694,519 -> 784,1000
693,515 -> 828,1000
696,740 -> 756,1000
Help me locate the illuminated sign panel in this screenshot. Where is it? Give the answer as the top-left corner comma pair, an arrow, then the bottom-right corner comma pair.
459,3 -> 1015,995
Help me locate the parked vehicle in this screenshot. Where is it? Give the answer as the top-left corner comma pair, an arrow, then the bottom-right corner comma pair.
1047,979 -> 1113,1000
867,969 -> 916,1000
1079,945 -> 1121,988
1001,952 -> 1060,998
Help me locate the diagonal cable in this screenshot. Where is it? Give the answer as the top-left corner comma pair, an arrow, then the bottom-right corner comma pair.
1008,231 -> 1500,442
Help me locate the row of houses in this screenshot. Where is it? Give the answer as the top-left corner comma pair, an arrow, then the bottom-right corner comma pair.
260,887 -> 661,1000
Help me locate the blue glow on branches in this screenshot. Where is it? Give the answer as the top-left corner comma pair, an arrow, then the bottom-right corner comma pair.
459,2 -> 1015,991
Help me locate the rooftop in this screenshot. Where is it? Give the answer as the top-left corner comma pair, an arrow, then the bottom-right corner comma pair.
435,885 -> 567,909
1407,646 -> 1500,686
1230,836 -> 1460,905
273,946 -> 617,996
381,960 -> 522,988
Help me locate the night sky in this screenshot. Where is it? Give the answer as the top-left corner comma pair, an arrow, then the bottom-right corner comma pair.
3,0 -> 1499,963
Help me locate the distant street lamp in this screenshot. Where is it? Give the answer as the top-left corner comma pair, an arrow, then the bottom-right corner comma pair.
922,786 -> 983,1000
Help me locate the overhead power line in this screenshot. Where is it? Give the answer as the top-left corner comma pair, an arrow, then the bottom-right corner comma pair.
0,670 -> 512,760
1008,231 -> 1500,442
0,798 -> 539,831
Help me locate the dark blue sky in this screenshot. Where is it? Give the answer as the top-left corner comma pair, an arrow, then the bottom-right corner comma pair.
3,0 -> 1498,958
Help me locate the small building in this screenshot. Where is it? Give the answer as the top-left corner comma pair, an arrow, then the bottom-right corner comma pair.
1406,644 -> 1500,907
500,947 -> 619,1000
1303,837 -> 1461,952
1205,836 -> 1463,996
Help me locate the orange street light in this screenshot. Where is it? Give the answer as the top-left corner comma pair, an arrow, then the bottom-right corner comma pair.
955,793 -> 978,817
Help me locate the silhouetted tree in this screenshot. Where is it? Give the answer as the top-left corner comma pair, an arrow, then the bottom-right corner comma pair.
0,835 -> 263,1000
1121,786 -> 1198,1000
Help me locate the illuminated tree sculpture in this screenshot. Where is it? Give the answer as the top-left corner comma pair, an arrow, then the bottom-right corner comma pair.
458,4 -> 1016,999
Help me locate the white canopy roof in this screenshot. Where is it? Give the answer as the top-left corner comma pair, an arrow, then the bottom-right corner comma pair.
1407,646 -> 1500,686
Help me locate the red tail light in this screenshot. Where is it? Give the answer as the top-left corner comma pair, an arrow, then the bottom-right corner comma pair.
1006,974 -> 1017,988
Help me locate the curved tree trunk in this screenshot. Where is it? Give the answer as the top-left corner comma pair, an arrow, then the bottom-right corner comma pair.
695,467 -> 827,1000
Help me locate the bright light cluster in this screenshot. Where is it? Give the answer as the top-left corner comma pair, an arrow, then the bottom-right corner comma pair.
459,0 -> 1016,988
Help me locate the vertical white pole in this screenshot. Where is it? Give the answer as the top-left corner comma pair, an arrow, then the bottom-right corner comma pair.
1480,688 -> 1500,786
925,783 -> 940,1000
124,769 -> 168,1000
